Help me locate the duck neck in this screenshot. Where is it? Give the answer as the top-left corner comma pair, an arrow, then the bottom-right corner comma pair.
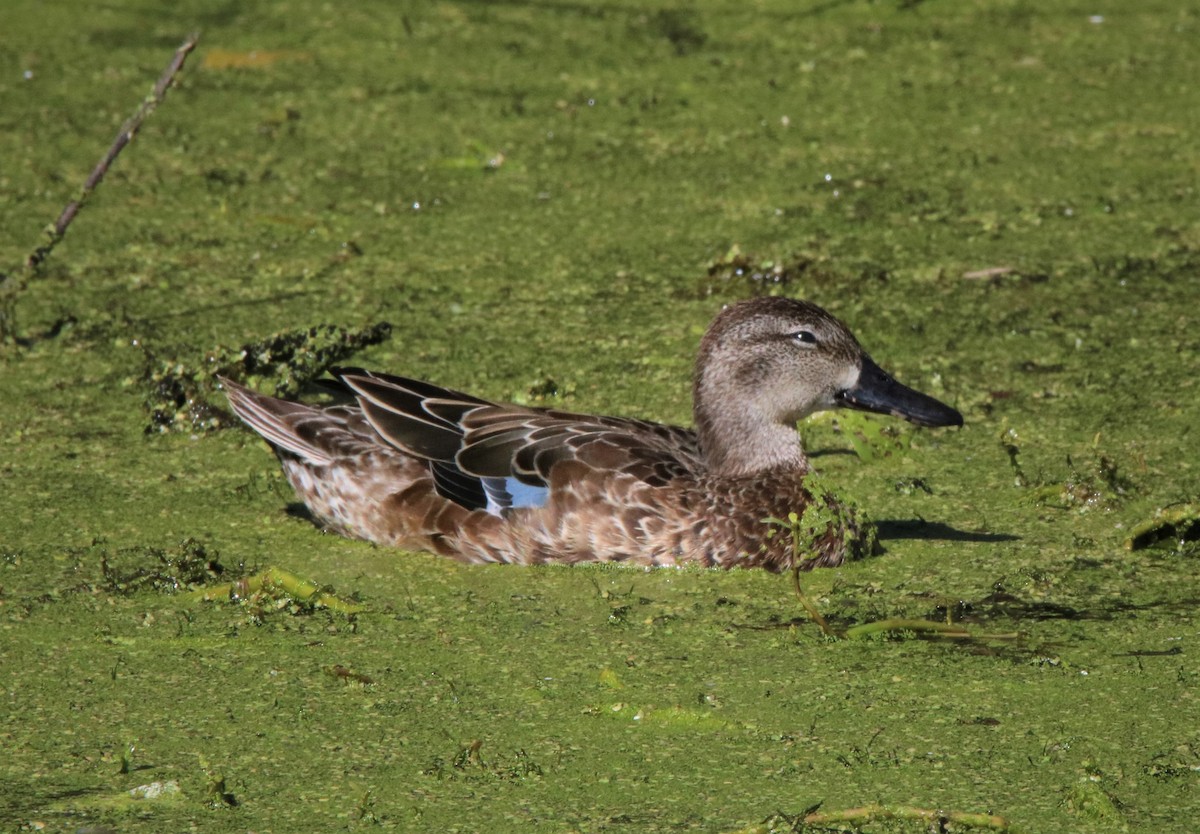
694,400 -> 810,478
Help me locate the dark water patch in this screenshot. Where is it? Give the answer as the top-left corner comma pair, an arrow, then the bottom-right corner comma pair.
875,519 -> 1019,544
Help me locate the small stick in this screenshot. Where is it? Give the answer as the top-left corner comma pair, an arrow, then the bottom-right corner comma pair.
790,564 -> 834,636
1,32 -> 199,340
24,32 -> 200,274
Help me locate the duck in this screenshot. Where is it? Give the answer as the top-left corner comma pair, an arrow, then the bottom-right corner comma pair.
222,297 -> 962,571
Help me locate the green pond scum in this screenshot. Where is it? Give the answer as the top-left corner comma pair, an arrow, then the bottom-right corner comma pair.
1,1 -> 1198,831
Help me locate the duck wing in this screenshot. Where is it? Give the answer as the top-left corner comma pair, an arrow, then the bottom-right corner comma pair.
334,368 -> 702,512
458,408 -> 700,487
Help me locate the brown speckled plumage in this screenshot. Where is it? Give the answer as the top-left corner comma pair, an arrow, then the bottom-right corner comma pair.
224,297 -> 961,571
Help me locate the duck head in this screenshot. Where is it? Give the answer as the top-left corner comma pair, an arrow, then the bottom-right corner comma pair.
693,297 -> 962,477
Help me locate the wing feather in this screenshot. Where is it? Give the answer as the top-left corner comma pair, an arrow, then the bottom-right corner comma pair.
323,369 -> 704,505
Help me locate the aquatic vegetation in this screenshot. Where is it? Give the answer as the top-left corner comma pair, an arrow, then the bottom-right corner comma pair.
763,474 -> 878,571
1125,502 -> 1200,552
699,244 -> 826,298
3,2 -> 1199,833
140,322 -> 392,433
190,565 -> 363,615
99,537 -> 232,595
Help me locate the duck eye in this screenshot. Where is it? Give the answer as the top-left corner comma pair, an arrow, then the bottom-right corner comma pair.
791,329 -> 818,345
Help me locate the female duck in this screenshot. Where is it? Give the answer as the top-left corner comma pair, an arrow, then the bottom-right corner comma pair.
224,297 -> 961,571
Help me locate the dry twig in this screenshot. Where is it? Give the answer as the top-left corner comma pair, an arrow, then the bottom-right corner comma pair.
0,32 -> 199,342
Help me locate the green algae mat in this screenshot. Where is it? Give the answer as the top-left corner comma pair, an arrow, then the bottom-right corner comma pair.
2,2 -> 1198,832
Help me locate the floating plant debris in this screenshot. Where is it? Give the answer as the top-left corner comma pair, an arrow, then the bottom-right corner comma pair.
139,321 -> 391,433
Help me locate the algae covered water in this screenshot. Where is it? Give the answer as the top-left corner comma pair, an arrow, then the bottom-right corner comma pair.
1,2 -> 1198,831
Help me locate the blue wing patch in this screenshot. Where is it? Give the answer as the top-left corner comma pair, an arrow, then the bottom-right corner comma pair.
482,477 -> 550,515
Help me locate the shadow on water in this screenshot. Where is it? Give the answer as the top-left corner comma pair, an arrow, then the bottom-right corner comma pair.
972,587 -> 1200,624
285,502 -> 317,525
875,518 -> 1020,543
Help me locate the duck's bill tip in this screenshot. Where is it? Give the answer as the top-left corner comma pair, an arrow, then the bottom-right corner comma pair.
837,356 -> 963,428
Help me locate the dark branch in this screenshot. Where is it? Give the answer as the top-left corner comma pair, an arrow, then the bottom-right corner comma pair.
1,32 -> 200,343
24,32 -> 200,274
